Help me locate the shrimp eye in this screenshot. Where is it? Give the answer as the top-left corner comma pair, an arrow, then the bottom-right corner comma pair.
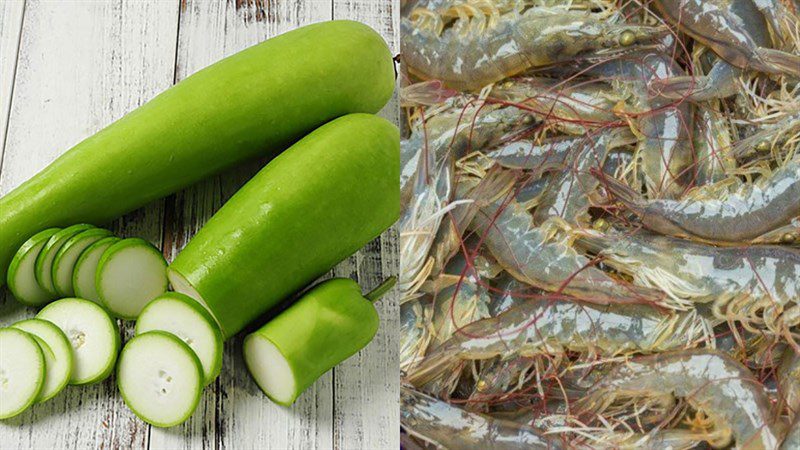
756,140 -> 771,152
619,31 -> 636,47
593,218 -> 610,232
781,232 -> 796,244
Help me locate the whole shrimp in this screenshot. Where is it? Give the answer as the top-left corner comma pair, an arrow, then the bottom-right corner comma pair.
486,128 -> 636,171
651,0 -> 800,78
401,3 -> 666,91
590,51 -> 695,199
597,156 -> 800,243
407,297 -> 711,387
581,349 -> 781,449
472,199 -> 664,305
574,228 -> 800,337
401,385 -> 564,449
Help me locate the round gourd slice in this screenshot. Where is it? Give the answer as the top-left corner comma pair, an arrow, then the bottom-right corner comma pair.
96,238 -> 168,320
0,328 -> 45,418
36,298 -> 120,385
117,331 -> 203,427
7,228 -> 60,306
135,292 -> 223,385
11,318 -> 73,402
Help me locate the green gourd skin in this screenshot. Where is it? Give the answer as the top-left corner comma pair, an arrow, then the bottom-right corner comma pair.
244,278 -> 388,406
0,20 -> 395,288
168,114 -> 399,338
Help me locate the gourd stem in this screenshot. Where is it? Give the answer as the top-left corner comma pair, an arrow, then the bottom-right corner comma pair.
365,277 -> 397,303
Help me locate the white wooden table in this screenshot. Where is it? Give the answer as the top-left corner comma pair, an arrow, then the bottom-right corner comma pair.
0,1 -> 399,449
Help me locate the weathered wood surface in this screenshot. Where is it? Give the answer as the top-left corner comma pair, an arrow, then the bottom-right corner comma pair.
0,1 -> 399,449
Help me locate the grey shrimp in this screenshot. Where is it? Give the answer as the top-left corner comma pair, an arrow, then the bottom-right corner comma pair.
581,349 -> 781,449
401,3 -> 666,91
407,297 -> 711,387
574,228 -> 800,337
598,157 -> 800,243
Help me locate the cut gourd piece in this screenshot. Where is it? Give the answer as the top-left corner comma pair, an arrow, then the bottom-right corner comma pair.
0,328 -> 45,419
35,224 -> 94,297
53,228 -> 113,297
7,228 -> 61,306
73,237 -> 120,304
96,238 -> 168,320
11,319 -> 73,402
36,298 -> 120,385
135,293 -> 223,385
117,331 -> 203,427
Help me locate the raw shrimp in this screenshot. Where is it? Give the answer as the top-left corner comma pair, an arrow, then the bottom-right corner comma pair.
598,157 -> 800,243
574,228 -> 800,336
472,200 -> 664,305
581,349 -> 781,449
591,52 -> 695,199
401,4 -> 667,91
401,385 -> 564,449
651,0 -> 800,77
407,297 -> 711,387
485,128 -> 635,171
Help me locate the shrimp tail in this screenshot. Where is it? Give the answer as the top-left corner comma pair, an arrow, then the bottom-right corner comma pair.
753,47 -> 800,77
592,169 -> 646,214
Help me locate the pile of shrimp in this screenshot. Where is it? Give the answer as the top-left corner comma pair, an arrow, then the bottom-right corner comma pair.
399,0 -> 800,448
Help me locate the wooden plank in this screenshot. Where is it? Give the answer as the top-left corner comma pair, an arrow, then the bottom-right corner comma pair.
0,0 -> 24,157
151,1 -> 335,449
331,1 -> 400,449
0,1 -> 179,448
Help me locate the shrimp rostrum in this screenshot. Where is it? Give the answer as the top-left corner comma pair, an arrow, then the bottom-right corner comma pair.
401,3 -> 666,91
